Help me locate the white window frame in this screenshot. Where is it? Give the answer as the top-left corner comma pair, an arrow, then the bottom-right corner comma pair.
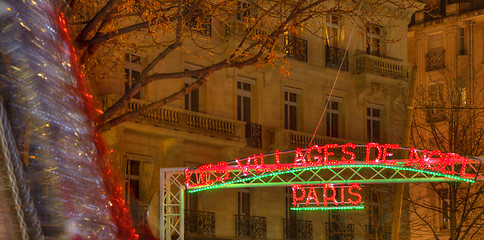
284,87 -> 301,131
237,76 -> 255,122
325,15 -> 341,47
326,96 -> 342,138
125,52 -> 143,99
124,153 -> 152,205
367,104 -> 382,143
184,63 -> 202,112
237,188 -> 251,216
366,25 -> 382,56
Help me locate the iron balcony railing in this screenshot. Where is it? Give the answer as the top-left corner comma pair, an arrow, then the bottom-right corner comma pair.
283,219 -> 313,240
325,46 -> 348,72
426,49 -> 445,72
185,210 -> 215,237
325,223 -> 354,240
245,122 -> 262,148
235,215 -> 267,239
284,36 -> 308,62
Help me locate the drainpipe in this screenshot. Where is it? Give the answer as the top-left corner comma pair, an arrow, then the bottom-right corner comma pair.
391,66 -> 418,240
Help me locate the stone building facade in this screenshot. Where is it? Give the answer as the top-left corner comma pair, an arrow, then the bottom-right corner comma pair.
93,2 -> 416,239
407,0 -> 484,239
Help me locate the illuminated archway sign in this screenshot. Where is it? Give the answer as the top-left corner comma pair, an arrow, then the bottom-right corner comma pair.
183,142 -> 478,211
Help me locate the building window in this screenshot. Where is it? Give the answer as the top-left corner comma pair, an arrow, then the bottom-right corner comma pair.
125,53 -> 141,99
366,26 -> 381,56
367,105 -> 382,143
326,97 -> 341,138
237,76 -> 255,122
125,158 -> 140,205
238,190 -> 250,216
429,83 -> 443,112
284,88 -> 301,131
325,15 -> 342,48
459,27 -> 466,55
236,0 -> 252,20
185,78 -> 199,112
438,189 -> 449,230
184,63 -> 202,112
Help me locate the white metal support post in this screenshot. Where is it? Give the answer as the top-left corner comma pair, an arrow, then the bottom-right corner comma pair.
160,168 -> 185,240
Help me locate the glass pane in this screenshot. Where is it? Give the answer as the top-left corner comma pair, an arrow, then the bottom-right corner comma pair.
332,113 -> 338,138
290,105 -> 297,130
326,114 -> 331,137
243,83 -> 251,91
185,93 -> 189,110
125,53 -> 130,63
284,104 -> 289,129
130,160 -> 140,175
331,101 -> 338,110
129,179 -> 139,199
243,96 -> 251,122
191,89 -> 199,112
367,107 -> 371,116
290,93 -> 297,102
284,91 -> 288,101
237,95 -> 242,121
373,108 -> 380,118
132,70 -> 140,83
237,81 -> 241,89
373,121 -> 380,142
131,54 -> 140,64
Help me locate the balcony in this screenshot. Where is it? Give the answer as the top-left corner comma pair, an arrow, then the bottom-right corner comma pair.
325,223 -> 354,240
246,122 -> 262,148
101,95 -> 245,142
235,215 -> 267,239
284,36 -> 308,62
283,219 -> 313,240
185,210 -> 215,237
426,49 -> 445,72
226,20 -> 269,39
325,46 -> 348,72
355,54 -> 411,80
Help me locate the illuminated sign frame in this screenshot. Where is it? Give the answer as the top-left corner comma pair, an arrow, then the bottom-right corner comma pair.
185,143 -> 476,190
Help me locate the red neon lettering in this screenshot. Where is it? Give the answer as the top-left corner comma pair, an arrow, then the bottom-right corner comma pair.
404,147 -> 422,168
306,145 -> 322,165
214,162 -> 229,182
292,185 -> 306,206
459,158 -> 476,178
439,152 -> 457,175
199,164 -> 216,185
236,158 -> 250,175
347,184 -> 362,205
323,184 -> 338,206
426,150 -> 444,171
365,142 -> 382,163
184,168 -> 194,187
381,144 -> 398,164
341,143 -> 356,164
294,148 -> 306,165
323,144 -> 339,165
340,186 -> 345,205
306,185 -> 320,206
